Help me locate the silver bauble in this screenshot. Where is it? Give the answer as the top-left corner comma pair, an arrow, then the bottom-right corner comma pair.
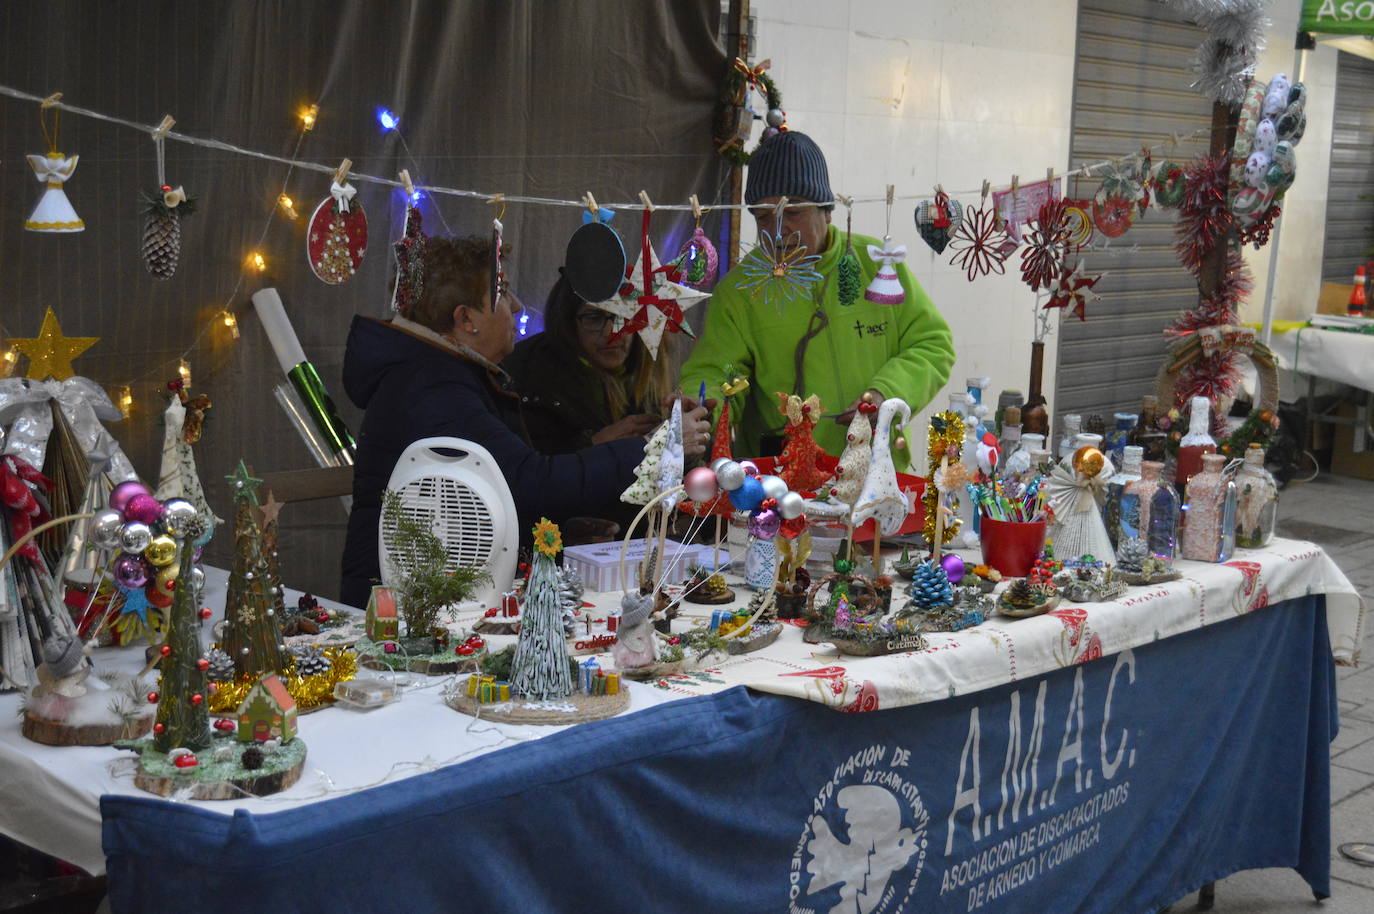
778,491 -> 806,520
715,460 -> 746,492
766,108 -> 785,128
711,457 -> 732,474
759,475 -> 789,502
159,499 -> 199,537
118,522 -> 153,554
189,566 -> 206,599
89,509 -> 125,549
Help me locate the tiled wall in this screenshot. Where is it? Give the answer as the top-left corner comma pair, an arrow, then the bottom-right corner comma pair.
752,0 -> 1078,455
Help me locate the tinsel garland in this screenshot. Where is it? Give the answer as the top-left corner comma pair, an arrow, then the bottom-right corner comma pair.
1174,155 -> 1233,274
923,412 -> 965,547
1160,0 -> 1270,106
208,647 -> 358,714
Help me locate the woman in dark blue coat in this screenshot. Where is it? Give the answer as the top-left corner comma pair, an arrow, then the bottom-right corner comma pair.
338,234 -> 709,607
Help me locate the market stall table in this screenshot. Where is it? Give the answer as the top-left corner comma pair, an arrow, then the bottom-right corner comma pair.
0,541 -> 1363,913
1269,324 -> 1374,455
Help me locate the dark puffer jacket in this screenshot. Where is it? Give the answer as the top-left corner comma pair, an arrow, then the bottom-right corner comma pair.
338,317 -> 643,607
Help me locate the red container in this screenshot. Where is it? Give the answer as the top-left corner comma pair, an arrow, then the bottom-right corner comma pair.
980,518 -> 1047,578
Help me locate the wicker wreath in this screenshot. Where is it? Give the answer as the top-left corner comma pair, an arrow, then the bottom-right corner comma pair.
1154,324 -> 1281,455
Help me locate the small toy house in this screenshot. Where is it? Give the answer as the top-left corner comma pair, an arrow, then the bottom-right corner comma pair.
366,586 -> 400,641
236,674 -> 298,743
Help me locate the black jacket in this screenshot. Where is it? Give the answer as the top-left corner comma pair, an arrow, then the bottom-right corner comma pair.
338,317 -> 644,607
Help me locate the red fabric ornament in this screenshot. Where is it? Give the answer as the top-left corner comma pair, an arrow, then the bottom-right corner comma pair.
1019,198 -> 1073,292
776,393 -> 830,495
1042,260 -> 1104,321
949,200 -> 1014,282
390,206 -> 426,317
307,185 -> 367,285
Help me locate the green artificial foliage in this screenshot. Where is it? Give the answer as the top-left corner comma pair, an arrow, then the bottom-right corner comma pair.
908,559 -> 953,610
382,491 -> 490,638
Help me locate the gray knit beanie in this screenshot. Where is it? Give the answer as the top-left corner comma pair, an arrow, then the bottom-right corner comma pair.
745,131 -> 833,206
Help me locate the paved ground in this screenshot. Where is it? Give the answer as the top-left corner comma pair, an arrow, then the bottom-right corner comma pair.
1167,473 -> 1374,913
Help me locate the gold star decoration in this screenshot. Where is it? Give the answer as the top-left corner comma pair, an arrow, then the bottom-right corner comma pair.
9,308 -> 99,380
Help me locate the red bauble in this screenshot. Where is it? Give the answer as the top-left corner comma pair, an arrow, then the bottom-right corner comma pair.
198,607 -> 213,620
146,691 -> 159,703
190,693 -> 204,706
196,658 -> 210,671
159,645 -> 172,657
153,722 -> 165,734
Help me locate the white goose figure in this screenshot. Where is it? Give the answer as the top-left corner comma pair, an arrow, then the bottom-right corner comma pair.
851,398 -> 913,536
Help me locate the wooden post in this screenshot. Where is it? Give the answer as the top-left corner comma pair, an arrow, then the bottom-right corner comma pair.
1198,100 -> 1240,301
726,0 -> 751,271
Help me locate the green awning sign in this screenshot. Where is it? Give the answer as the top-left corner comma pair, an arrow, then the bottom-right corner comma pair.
1303,0 -> 1374,35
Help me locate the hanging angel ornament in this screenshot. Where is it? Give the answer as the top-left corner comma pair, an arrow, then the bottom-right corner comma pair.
25,157 -> 83,233
1043,260 -> 1105,321
864,238 -> 907,305
593,204 -> 707,360
307,161 -> 368,285
851,398 -> 913,537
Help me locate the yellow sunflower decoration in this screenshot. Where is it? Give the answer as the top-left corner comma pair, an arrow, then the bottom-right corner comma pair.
532,518 -> 563,558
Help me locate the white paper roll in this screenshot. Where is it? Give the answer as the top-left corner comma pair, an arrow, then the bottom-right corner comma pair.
251,288 -> 308,375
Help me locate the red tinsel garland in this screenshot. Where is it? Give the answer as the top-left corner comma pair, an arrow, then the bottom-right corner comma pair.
1174,154 -> 1233,275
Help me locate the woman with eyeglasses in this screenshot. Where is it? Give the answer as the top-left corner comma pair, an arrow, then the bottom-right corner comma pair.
338,236 -> 711,609
504,273 -> 676,455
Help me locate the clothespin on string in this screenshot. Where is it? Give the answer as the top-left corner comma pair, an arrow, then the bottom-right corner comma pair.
334,158 -> 352,185
40,92 -> 62,109
150,115 -> 175,188
151,115 -> 175,141
399,169 -> 416,203
884,184 -> 895,239
638,190 -> 655,212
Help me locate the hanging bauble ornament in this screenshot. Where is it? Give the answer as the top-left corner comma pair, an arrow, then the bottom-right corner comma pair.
915,190 -> 962,255
89,509 -> 126,549
141,185 -> 196,279
676,226 -> 718,288
307,177 -> 368,284
837,203 -> 863,307
864,237 -> 907,304
25,152 -> 84,232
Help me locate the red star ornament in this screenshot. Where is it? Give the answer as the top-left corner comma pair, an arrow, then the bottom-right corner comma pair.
1043,260 -> 1104,321
594,241 -> 706,359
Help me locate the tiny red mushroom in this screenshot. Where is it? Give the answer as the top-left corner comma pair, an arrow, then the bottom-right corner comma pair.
190,693 -> 204,706
198,607 -> 213,620
196,658 -> 209,671
172,753 -> 199,769
455,644 -> 475,656
214,718 -> 235,732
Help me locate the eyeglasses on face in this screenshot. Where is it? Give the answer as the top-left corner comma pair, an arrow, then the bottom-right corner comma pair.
575,310 -> 617,332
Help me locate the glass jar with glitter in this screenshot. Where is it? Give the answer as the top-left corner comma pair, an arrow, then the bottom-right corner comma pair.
1234,444 -> 1278,549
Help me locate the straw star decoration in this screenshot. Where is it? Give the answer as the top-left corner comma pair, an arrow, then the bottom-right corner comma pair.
736,230 -> 823,312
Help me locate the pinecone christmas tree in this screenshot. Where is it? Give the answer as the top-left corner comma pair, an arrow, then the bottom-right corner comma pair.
152,543 -> 211,753
1116,537 -> 1150,573
290,645 -> 333,677
220,462 -> 287,679
510,520 -> 575,701
141,187 -> 195,280
908,559 -> 953,609
1003,578 -> 1037,607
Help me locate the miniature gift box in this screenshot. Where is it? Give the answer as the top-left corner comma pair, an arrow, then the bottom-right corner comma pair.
501,592 -> 520,617
580,658 -> 601,694
606,673 -> 620,695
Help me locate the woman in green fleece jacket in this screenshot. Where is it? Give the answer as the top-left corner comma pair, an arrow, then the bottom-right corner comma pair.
679,131 -> 955,459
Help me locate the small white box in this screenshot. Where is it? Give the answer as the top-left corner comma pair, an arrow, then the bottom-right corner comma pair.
565,538 -> 718,593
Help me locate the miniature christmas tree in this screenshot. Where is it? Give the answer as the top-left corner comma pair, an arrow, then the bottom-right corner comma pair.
152,543 -> 210,753
510,520 -> 575,701
776,393 -> 829,494
908,559 -> 953,609
315,209 -> 357,283
829,412 -> 872,508
381,491 -> 489,638
153,382 -> 218,545
220,462 -> 287,679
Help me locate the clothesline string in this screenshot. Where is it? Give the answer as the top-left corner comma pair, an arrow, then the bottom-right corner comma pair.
0,82 -> 1216,212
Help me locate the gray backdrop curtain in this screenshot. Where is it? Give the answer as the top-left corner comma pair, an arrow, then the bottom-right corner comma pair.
0,0 -> 729,599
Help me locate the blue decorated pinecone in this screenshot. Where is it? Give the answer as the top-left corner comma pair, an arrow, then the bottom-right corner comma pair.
908,559 -> 953,610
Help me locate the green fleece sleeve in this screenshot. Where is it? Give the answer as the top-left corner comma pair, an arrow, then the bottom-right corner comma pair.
678,285 -> 752,400
868,262 -> 956,412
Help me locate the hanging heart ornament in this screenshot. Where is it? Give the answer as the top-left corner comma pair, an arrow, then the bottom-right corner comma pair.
914,192 -> 963,255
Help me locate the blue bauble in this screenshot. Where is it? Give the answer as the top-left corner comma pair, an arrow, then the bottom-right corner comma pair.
728,476 -> 765,512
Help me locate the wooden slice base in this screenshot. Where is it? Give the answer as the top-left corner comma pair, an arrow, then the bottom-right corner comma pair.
130,738 -> 306,800
725,622 -> 782,655
802,624 -> 927,656
445,683 -> 629,725
1118,570 -> 1182,586
683,587 -> 737,605
616,659 -> 685,681
355,638 -> 485,676
474,617 -> 520,636
22,712 -> 152,747
997,595 -> 1061,618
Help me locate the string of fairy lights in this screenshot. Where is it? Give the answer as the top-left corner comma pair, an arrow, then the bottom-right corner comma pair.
0,83 -> 1212,415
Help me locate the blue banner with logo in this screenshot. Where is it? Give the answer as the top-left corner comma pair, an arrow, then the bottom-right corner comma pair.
103,596 -> 1335,914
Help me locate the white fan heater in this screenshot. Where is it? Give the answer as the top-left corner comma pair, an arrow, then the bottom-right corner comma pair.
378,437 -> 517,610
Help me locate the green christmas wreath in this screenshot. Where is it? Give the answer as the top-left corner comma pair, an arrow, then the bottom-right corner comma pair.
712,58 -> 784,166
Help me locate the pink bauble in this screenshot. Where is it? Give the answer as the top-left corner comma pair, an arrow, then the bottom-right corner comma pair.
109,480 -> 151,514
123,493 -> 164,525
739,460 -> 760,478
940,553 -> 966,584
684,467 -> 719,503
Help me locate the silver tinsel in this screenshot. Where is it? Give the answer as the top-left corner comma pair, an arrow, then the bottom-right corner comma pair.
203,647 -> 235,682
290,644 -> 332,677
1160,0 -> 1270,106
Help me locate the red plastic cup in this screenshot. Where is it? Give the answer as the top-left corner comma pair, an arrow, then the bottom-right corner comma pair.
979,518 -> 1047,578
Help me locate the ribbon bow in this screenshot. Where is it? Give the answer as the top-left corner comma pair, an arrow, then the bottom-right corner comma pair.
330,180 -> 357,213
0,377 -> 137,482
866,240 -> 908,267
933,190 -> 954,228
732,57 -> 772,90
162,186 -> 187,208
1042,456 -> 1114,521
778,392 -> 821,427
26,154 -> 78,182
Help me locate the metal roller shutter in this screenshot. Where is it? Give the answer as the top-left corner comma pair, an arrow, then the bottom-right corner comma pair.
1056,0 -> 1211,431
1322,51 -> 1374,283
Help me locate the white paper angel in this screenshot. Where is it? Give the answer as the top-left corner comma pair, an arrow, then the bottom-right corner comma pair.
25,153 -> 84,232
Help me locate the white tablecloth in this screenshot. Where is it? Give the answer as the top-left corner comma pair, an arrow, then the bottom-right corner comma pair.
1270,325 -> 1374,393
0,540 -> 1362,875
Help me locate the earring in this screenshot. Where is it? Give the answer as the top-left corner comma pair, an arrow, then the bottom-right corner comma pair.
470,328 -> 478,334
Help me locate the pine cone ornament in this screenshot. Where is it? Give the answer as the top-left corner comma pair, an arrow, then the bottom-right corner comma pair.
908,559 -> 953,609
1004,578 -> 1037,607
837,247 -> 862,307
1116,537 -> 1150,573
203,647 -> 235,682
241,745 -> 265,771
290,645 -> 332,677
141,187 -> 196,280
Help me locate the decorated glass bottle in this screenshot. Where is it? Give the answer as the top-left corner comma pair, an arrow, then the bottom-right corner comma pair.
1106,413 -> 1136,465
1103,446 -> 1143,550
998,406 -> 1022,466
1175,396 -> 1217,487
1234,444 -> 1278,548
1148,473 -> 1181,561
1181,454 -> 1236,562
1058,414 -> 1082,461
1120,460 -> 1163,545
1130,396 -> 1168,463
